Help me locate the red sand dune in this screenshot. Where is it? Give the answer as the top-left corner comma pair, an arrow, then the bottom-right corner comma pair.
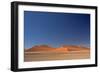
25,45 -> 89,53
62,45 -> 89,51
25,45 -> 68,52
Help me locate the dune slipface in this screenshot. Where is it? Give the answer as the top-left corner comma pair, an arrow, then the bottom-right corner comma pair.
24,45 -> 90,62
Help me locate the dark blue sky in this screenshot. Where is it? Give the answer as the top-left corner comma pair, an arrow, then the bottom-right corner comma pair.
24,11 -> 90,49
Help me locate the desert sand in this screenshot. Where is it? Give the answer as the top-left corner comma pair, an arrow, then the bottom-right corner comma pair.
24,45 -> 90,62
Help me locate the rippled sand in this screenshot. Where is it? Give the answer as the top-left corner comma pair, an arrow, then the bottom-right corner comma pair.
24,50 -> 90,62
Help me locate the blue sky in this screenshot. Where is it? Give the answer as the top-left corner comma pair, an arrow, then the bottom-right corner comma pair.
24,11 -> 90,49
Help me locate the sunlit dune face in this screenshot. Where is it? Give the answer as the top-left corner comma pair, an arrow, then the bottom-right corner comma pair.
54,47 -> 68,52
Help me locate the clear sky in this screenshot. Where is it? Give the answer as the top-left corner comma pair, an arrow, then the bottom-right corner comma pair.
24,11 -> 90,49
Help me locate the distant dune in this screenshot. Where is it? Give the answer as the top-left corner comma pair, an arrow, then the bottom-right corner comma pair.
62,45 -> 89,51
24,45 -> 90,62
25,45 -> 89,52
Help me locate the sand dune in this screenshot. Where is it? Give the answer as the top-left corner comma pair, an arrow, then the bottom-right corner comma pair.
25,45 -> 89,52
24,45 -> 90,62
25,45 -> 69,52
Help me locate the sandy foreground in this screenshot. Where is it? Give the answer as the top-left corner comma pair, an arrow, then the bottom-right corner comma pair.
24,50 -> 90,62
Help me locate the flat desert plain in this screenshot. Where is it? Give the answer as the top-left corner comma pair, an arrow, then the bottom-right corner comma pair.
24,45 -> 90,62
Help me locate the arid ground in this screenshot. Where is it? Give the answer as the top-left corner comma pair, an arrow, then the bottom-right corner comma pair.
24,45 -> 90,62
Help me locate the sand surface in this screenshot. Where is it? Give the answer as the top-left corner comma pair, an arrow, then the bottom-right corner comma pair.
24,46 -> 90,62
